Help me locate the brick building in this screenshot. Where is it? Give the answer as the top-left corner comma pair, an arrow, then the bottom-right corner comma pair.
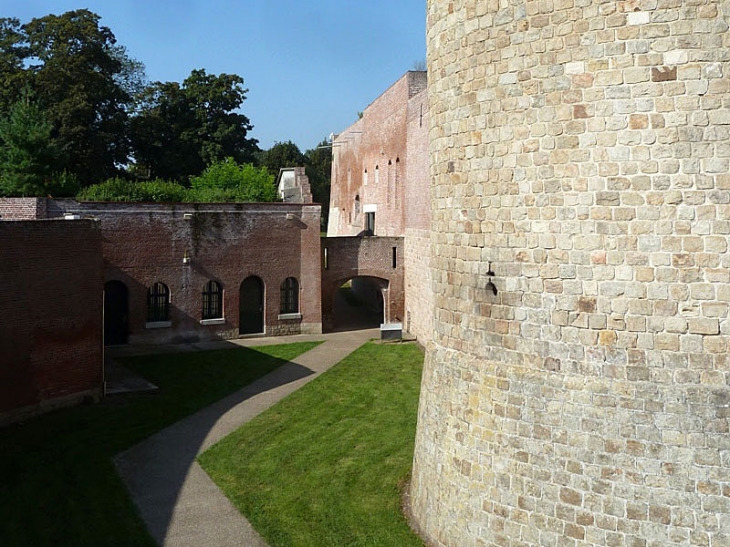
49,199 -> 323,344
0,197 -> 323,421
328,71 -> 433,342
0,215 -> 104,424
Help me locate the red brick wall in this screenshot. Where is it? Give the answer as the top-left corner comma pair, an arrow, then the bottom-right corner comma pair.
54,201 -> 322,343
321,236 -> 404,330
404,90 -> 430,232
328,72 -> 428,237
0,197 -> 48,220
0,220 -> 103,423
328,71 -> 432,344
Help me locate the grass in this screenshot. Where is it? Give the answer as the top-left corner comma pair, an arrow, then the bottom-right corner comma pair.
0,341 -> 320,547
199,341 -> 426,547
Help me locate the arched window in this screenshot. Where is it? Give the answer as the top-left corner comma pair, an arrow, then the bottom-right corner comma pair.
202,281 -> 223,320
147,282 -> 170,322
280,277 -> 299,314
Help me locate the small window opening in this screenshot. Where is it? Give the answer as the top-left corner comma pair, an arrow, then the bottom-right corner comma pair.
147,282 -> 170,322
392,247 -> 397,269
202,280 -> 223,319
365,212 -> 375,235
280,277 -> 299,314
324,247 -> 329,270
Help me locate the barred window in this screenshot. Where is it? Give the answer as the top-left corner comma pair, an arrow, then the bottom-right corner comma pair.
280,277 -> 299,314
147,282 -> 170,322
202,280 -> 223,320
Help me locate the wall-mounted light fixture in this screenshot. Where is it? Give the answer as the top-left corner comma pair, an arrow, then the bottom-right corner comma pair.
183,213 -> 194,220
183,250 -> 191,264
485,263 -> 497,295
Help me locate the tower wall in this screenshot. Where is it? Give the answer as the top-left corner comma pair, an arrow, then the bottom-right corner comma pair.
411,1 -> 730,546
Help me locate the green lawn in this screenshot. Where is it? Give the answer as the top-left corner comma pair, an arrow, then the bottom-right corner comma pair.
0,341 -> 319,547
199,341 -> 426,547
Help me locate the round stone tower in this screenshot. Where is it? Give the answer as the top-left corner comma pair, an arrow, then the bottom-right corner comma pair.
411,1 -> 730,546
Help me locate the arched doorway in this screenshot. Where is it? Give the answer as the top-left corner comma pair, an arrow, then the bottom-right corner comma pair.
239,276 -> 264,335
104,280 -> 128,345
330,276 -> 387,332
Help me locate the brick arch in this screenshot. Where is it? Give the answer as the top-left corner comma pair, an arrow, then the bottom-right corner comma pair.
321,236 -> 404,332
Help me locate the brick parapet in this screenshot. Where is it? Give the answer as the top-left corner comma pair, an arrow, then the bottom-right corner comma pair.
0,197 -> 48,220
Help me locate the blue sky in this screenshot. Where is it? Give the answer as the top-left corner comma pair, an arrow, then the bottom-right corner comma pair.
7,1 -> 426,152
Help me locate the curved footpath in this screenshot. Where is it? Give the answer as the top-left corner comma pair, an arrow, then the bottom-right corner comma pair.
111,328 -> 380,547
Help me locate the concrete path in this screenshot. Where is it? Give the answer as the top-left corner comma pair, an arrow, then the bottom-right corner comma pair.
113,328 -> 379,547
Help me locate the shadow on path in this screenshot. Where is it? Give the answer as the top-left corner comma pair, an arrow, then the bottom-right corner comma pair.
114,329 -> 378,547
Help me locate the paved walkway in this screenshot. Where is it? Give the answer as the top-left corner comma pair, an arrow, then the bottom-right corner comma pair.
113,328 -> 379,547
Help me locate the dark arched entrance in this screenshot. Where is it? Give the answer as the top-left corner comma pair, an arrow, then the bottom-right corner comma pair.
104,280 -> 128,345
239,276 -> 264,335
330,276 -> 387,332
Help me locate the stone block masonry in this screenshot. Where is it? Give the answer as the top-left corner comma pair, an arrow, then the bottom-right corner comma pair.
411,1 -> 730,546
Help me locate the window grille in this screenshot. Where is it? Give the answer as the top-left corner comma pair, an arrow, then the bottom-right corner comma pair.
202,280 -> 223,319
147,282 -> 170,322
280,277 -> 299,314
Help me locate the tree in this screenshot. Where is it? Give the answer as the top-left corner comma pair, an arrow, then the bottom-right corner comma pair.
304,139 -> 332,226
0,91 -> 77,197
259,139 -> 332,226
130,69 -> 259,182
22,9 -> 132,185
110,44 -> 148,99
260,140 -> 306,177
0,18 -> 28,113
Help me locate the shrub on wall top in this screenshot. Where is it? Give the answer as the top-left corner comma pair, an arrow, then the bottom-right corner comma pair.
189,158 -> 277,202
77,159 -> 279,203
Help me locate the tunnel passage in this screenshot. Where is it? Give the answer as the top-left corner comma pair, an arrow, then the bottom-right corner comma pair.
321,236 -> 403,332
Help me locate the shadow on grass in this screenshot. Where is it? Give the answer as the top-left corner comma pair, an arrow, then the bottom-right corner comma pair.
199,341 -> 425,547
115,349 -> 319,545
0,341 -> 319,547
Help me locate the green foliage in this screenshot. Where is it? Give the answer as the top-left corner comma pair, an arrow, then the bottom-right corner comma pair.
77,177 -> 187,202
304,138 -> 332,225
22,9 -> 133,185
0,91 -> 79,197
78,159 -> 277,203
260,140 -> 306,176
0,18 -> 27,112
109,44 -> 147,98
130,69 -> 258,182
0,342 -> 319,547
200,342 -> 425,547
189,158 -> 277,202
258,139 -> 332,226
